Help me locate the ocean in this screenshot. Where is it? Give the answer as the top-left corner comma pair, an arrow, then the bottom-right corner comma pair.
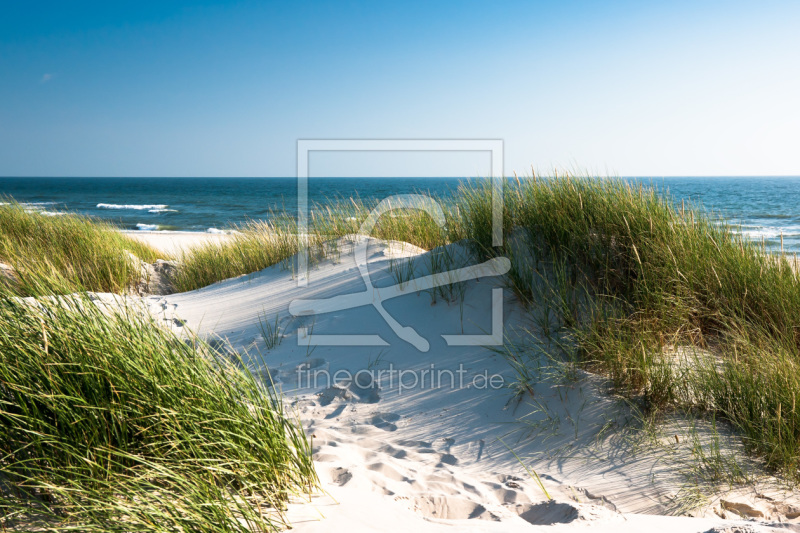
1,176 -> 799,252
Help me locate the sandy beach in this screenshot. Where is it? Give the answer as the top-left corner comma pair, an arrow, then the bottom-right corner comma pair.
123,230 -> 232,256
130,231 -> 800,532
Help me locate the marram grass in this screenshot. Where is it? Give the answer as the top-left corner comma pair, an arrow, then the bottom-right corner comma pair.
0,200 -> 163,296
173,197 -> 462,293
0,289 -> 317,531
456,174 -> 800,481
172,177 -> 800,481
7,174 -> 800,508
172,219 -> 301,293
0,200 -> 318,530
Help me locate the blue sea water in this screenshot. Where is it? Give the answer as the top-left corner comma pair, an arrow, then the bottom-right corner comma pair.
1,176 -> 799,251
0,177 -> 464,233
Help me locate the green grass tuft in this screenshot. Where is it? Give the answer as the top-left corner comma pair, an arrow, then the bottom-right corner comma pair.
0,200 -> 163,296
0,290 -> 317,531
454,174 -> 800,480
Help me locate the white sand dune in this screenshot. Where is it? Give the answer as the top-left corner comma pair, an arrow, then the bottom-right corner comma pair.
135,233 -> 799,532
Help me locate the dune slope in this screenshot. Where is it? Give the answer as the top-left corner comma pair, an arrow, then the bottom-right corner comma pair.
143,235 -> 797,532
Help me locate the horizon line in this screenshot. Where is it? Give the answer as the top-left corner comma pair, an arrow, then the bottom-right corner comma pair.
2,175 -> 800,179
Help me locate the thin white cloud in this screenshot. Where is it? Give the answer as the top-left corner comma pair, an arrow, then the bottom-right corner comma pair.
41,73 -> 54,83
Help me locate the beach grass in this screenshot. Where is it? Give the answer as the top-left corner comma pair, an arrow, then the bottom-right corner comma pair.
0,286 -> 317,531
454,174 -> 800,480
139,175 -> 800,480
172,197 -> 459,293
309,195 -> 459,249
6,175 -> 800,506
0,200 -> 162,296
0,201 -> 317,530
171,219 -> 301,292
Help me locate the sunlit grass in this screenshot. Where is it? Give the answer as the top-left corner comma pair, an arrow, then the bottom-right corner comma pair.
0,201 -> 316,530
0,200 -> 162,296
173,196 -> 463,292
172,177 -> 800,481
6,173 -> 800,507
0,288 -> 317,531
456,174 -> 800,480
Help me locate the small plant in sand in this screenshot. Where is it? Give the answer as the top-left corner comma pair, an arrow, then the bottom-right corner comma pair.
499,439 -> 551,500
388,256 -> 416,290
425,244 -> 467,305
367,348 -> 388,370
258,310 -> 284,350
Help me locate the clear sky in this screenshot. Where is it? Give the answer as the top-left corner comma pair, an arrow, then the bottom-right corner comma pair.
1,1 -> 798,177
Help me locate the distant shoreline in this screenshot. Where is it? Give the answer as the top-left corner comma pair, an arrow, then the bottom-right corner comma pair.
122,230 -> 231,256
5,176 -> 800,252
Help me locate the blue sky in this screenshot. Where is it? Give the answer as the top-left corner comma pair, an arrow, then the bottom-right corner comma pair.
1,1 -> 798,177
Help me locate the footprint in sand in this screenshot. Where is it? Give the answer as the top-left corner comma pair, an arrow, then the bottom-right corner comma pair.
516,501 -> 579,525
324,404 -> 347,419
367,462 -> 407,482
513,500 -> 621,525
370,412 -> 401,431
165,317 -> 186,327
317,378 -> 381,406
394,439 -> 437,455
296,357 -> 328,372
329,467 -> 352,486
436,453 -> 458,466
377,443 -> 408,459
497,473 -> 525,489
399,494 -> 499,521
204,338 -> 237,360
481,481 -> 530,505
397,439 -> 433,448
280,357 -> 329,385
312,451 -> 339,462
567,486 -> 617,512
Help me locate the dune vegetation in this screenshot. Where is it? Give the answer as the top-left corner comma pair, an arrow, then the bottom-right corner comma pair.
461,176 -> 800,481
4,174 -> 800,531
0,205 -> 317,531
175,175 -> 800,481
172,195 -> 460,293
0,290 -> 317,531
0,200 -> 162,296
170,219 -> 300,293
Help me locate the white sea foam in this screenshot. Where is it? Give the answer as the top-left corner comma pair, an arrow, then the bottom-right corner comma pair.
24,208 -> 64,216
97,203 -> 168,210
136,223 -> 159,231
734,225 -> 800,240
20,201 -> 56,206
1,202 -> 57,209
203,228 -> 241,235
148,208 -> 178,214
